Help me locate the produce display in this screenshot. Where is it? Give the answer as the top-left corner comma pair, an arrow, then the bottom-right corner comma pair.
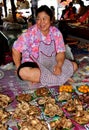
0,85 -> 89,130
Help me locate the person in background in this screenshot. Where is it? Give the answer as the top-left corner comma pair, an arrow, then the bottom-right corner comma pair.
77,0 -> 87,19
61,5 -> 69,19
61,2 -> 77,20
68,6 -> 77,20
12,5 -> 78,86
65,2 -> 74,19
77,2 -> 89,23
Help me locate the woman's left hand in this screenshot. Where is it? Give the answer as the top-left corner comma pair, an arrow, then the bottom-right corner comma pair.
53,65 -> 62,75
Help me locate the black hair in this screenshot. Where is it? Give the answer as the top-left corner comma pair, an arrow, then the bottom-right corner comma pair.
69,2 -> 73,7
36,5 -> 53,21
50,6 -> 55,11
79,0 -> 84,6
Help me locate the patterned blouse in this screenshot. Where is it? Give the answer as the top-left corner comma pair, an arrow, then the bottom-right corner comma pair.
13,24 -> 65,63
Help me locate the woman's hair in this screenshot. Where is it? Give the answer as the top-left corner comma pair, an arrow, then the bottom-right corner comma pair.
36,5 -> 53,21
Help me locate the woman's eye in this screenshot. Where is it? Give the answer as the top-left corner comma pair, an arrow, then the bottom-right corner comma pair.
43,18 -> 46,21
36,17 -> 48,21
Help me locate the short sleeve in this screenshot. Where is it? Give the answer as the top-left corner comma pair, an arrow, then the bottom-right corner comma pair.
13,32 -> 29,53
51,27 -> 66,53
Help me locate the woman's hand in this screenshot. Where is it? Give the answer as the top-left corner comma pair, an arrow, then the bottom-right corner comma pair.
53,52 -> 65,75
53,65 -> 62,75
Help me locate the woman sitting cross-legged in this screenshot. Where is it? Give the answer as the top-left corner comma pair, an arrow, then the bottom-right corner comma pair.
12,5 -> 78,86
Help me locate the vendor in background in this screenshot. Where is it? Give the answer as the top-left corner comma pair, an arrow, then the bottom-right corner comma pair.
77,0 -> 87,19
12,5 -> 78,86
61,5 -> 69,19
61,2 -> 77,20
76,1 -> 89,23
67,6 -> 77,20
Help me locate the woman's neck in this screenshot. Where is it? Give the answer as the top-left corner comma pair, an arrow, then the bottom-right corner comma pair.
41,29 -> 50,36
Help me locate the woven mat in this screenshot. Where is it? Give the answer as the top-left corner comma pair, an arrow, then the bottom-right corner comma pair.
0,68 -> 42,100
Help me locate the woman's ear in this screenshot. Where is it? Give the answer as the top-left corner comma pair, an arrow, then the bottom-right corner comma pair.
51,19 -> 54,25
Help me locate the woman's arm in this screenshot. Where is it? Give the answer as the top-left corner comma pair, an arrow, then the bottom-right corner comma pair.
53,52 -> 65,75
12,48 -> 22,69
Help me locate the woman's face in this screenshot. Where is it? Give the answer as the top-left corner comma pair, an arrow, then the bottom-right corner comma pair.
36,11 -> 52,35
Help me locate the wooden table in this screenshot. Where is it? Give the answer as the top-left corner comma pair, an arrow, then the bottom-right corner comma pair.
66,23 -> 89,41
58,20 -> 89,42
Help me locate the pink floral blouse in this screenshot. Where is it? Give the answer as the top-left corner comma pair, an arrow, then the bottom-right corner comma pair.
13,24 -> 65,63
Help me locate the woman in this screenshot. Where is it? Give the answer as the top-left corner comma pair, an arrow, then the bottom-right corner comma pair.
12,5 -> 78,86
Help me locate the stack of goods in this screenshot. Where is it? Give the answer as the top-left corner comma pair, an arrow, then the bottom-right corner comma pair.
0,85 -> 89,130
